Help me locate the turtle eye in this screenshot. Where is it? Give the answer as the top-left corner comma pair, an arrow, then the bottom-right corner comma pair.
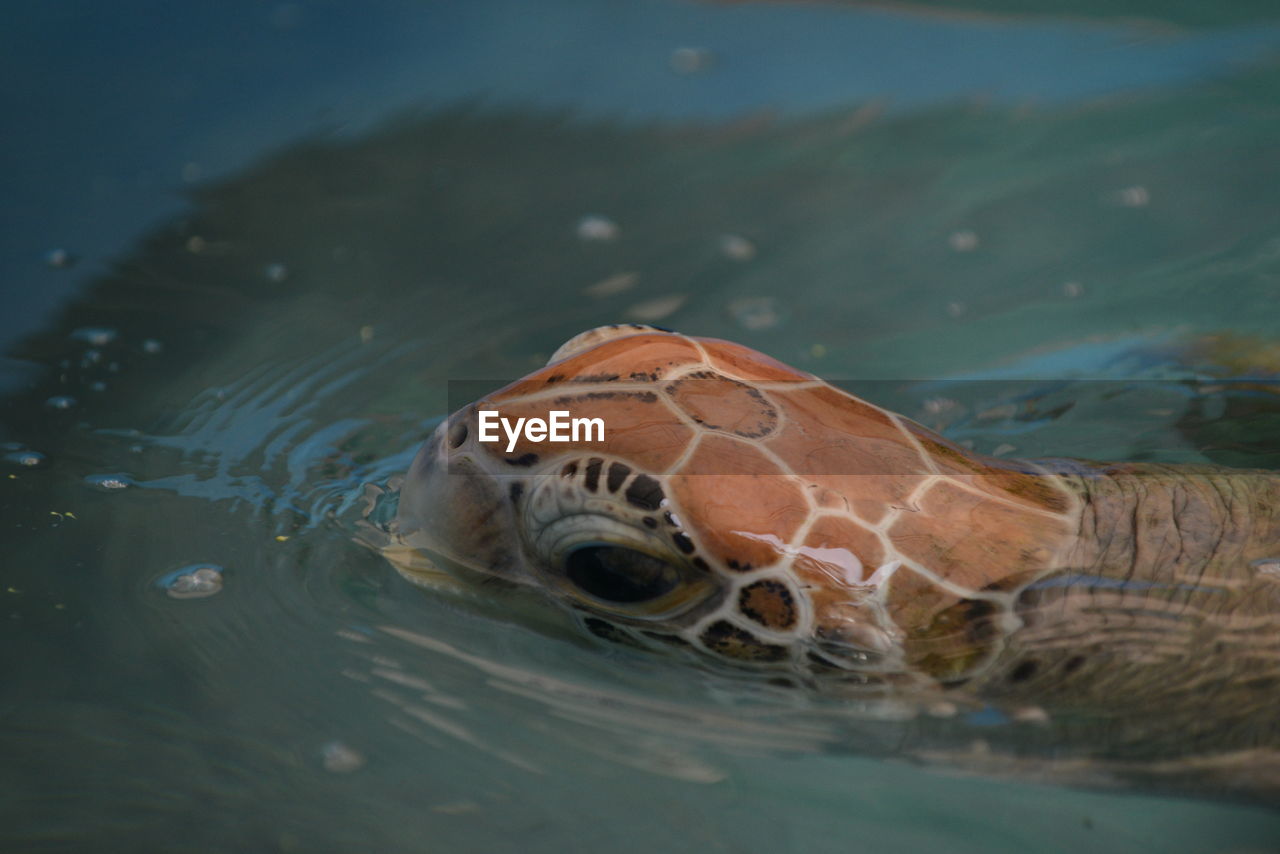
564,544 -> 681,604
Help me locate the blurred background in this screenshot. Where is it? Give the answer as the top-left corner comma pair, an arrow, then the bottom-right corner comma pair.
3,2 -> 1280,851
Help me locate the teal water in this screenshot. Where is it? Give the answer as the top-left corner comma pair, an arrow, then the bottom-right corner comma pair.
4,1 -> 1280,851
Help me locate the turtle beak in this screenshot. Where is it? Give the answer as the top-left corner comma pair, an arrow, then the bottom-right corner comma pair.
395,414 -> 531,582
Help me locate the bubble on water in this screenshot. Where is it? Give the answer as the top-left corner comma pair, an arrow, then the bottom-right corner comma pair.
45,396 -> 77,410
582,271 -> 639,298
922,397 -> 959,416
576,215 -> 618,242
264,262 -> 289,282
719,234 -> 756,261
89,381 -> 107,393
948,230 -> 979,252
626,294 -> 686,322
85,473 -> 135,492
46,248 -> 76,269
81,349 -> 102,366
946,301 -> 967,318
70,327 -> 117,347
670,46 -> 713,74
320,741 -> 365,773
727,296 -> 780,331
159,563 -> 225,599
1113,186 -> 1150,207
3,450 -> 47,468
142,339 -> 163,355
1062,281 -> 1084,298
1012,705 -> 1050,725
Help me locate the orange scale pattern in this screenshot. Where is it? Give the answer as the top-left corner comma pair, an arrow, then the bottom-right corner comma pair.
664,372 -> 778,439
701,338 -> 812,382
886,480 -> 1070,626
906,426 -> 1072,515
800,515 -> 886,580
670,435 -> 809,571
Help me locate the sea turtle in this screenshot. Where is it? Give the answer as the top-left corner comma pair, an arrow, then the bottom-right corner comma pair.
376,324 -> 1280,797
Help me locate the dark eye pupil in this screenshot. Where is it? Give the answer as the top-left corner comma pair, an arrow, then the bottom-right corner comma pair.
565,545 -> 680,604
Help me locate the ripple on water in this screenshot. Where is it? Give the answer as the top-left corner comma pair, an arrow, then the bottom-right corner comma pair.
104,339 -> 435,527
3,448 -> 48,468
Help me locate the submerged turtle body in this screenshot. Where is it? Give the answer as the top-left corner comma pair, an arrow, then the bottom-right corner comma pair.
385,324 -> 1280,788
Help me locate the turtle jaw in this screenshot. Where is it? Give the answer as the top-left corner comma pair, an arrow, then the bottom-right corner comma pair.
394,418 -> 534,587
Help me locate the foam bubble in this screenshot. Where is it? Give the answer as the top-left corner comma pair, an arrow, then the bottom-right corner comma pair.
158,563 -> 225,599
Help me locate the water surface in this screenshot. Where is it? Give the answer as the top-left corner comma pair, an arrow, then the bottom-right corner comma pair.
5,1 -> 1280,851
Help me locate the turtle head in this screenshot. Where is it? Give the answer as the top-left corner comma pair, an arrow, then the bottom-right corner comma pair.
393,325 -> 1074,683
394,324 -> 824,664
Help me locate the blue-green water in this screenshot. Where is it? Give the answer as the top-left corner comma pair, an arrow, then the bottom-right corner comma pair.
4,1 -> 1280,851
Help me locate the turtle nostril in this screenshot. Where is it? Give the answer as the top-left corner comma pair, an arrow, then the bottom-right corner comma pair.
447,418 -> 469,449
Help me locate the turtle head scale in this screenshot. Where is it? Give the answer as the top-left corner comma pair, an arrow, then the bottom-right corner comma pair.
388,325 -> 1090,685
546,323 -> 678,365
